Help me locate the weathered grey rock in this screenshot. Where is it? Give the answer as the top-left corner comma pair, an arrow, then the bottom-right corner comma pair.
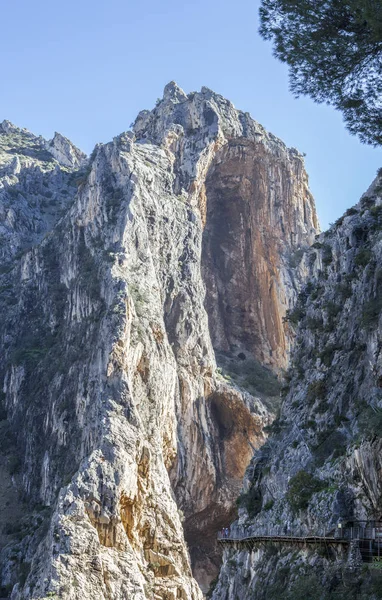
0,120 -> 20,135
212,172 -> 382,599
0,122 -> 83,262
45,132 -> 87,169
0,83 -> 318,598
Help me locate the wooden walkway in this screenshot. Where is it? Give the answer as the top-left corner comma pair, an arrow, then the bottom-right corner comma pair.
217,533 -> 349,548
218,525 -> 382,563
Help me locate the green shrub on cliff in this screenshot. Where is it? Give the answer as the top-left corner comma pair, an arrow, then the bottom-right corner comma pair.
216,351 -> 281,399
236,486 -> 262,518
355,248 -> 372,267
284,305 -> 305,326
286,568 -> 382,599
361,297 -> 382,329
322,245 -> 333,266
286,470 -> 325,512
358,406 -> 382,439
306,379 -> 326,405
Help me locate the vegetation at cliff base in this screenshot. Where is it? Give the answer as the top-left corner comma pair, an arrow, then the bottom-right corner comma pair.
285,569 -> 382,600
259,0 -> 382,145
216,350 -> 281,404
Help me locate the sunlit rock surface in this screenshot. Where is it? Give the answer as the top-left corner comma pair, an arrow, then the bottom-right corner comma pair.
0,83 -> 317,599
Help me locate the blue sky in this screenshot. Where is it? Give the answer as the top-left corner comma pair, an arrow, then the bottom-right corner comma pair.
1,0 -> 380,229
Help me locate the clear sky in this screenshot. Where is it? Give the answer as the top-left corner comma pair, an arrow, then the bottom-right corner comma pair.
1,0 -> 380,229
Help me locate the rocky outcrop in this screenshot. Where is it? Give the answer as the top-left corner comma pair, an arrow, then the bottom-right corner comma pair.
0,121 -> 84,262
135,82 -> 318,374
212,171 -> 382,599
45,132 -> 87,169
0,83 -> 318,598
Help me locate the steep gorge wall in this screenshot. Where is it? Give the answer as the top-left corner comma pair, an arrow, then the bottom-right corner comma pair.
202,137 -> 317,370
0,83 -> 317,599
212,172 -> 382,599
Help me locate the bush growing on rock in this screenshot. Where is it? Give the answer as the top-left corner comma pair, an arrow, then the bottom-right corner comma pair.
236,486 -> 262,518
306,379 -> 326,405
361,297 -> 382,329
216,351 -> 281,399
355,248 -> 372,267
284,305 -> 305,326
322,245 -> 333,266
319,345 -> 339,367
286,470 -> 325,512
313,429 -> 347,464
358,406 -> 382,439
263,499 -> 274,511
286,568 -> 382,599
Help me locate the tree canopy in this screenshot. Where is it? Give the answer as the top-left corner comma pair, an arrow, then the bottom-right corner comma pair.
259,0 -> 382,145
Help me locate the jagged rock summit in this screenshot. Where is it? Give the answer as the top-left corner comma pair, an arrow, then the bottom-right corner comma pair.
0,120 -> 21,135
0,121 -> 87,262
134,82 -> 318,370
0,83 -> 318,599
45,132 -> 87,168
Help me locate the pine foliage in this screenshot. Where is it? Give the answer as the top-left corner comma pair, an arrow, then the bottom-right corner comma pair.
259,0 -> 382,145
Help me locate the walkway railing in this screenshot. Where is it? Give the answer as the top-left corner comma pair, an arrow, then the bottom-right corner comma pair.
217,530 -> 339,542
218,526 -> 335,541
218,522 -> 382,543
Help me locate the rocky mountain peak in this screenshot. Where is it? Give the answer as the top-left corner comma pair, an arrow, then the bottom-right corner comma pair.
0,123 -> 85,263
0,120 -> 22,135
45,131 -> 87,168
0,86 -> 320,599
163,80 -> 188,102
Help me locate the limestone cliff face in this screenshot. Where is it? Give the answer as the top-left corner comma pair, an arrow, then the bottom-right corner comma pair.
135,83 -> 318,373
212,172 -> 382,599
0,83 -> 317,599
202,138 -> 316,370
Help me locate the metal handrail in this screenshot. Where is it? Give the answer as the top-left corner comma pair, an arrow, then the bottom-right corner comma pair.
217,524 -> 382,542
